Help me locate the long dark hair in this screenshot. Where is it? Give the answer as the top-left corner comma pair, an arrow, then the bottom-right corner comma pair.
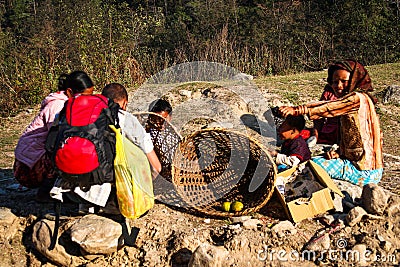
58,71 -> 94,94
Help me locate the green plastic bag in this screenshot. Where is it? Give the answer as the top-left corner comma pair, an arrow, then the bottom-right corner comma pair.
110,125 -> 154,219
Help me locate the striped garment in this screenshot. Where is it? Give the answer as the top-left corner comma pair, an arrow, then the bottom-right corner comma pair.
303,92 -> 383,171
312,156 -> 383,186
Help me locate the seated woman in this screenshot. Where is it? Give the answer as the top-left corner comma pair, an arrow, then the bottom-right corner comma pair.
279,60 -> 383,186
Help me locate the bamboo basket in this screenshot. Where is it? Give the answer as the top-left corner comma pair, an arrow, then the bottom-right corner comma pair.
172,128 -> 276,217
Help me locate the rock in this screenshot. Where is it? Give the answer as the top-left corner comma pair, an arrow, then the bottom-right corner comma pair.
224,235 -> 249,251
192,90 -> 202,99
304,233 -> 330,251
179,89 -> 192,98
242,219 -> 261,230
382,85 -> 400,104
0,207 -> 19,241
80,248 -> 103,261
228,224 -> 241,230
69,214 -> 122,255
332,194 -> 344,213
32,219 -> 84,266
230,216 -> 252,223
189,243 -> 229,267
361,184 -> 389,215
334,180 -> 362,203
170,231 -> 206,252
232,73 -> 253,81
346,206 -> 367,227
0,207 -> 18,225
321,214 -> 335,225
351,244 -> 369,266
385,194 -> 400,217
271,220 -> 297,237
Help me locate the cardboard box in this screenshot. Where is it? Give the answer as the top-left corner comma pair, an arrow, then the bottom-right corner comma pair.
275,160 -> 344,223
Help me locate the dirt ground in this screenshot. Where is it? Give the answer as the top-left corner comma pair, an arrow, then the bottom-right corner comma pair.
0,85 -> 399,266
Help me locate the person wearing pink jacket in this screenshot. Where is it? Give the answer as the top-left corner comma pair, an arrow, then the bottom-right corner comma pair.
14,71 -> 95,202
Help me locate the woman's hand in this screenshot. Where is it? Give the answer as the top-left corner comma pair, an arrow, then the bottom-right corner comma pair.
278,106 -> 296,117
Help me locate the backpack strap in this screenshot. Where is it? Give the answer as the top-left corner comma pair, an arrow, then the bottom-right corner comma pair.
45,102 -> 68,159
107,98 -> 120,128
48,201 -> 61,250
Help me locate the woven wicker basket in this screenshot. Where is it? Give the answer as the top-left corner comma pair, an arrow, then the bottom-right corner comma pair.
172,128 -> 276,217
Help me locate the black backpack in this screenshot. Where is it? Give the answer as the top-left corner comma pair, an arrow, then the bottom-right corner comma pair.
46,94 -> 120,190
45,94 -> 120,250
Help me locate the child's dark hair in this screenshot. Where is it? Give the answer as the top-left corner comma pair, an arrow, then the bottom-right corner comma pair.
149,99 -> 172,114
58,71 -> 94,94
102,83 -> 128,102
285,115 -> 306,132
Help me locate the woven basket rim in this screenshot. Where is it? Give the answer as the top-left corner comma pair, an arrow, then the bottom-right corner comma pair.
179,127 -> 273,153
172,127 -> 277,218
131,111 -> 183,139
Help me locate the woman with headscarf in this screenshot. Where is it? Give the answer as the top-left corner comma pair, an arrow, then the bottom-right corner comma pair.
279,60 -> 383,186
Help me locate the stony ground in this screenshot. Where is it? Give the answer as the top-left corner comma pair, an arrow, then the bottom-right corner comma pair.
0,73 -> 399,267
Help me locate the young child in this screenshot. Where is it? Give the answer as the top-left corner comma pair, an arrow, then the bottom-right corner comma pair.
270,115 -> 311,172
102,83 -> 161,175
145,99 -> 181,183
14,71 -> 94,202
149,99 -> 172,123
82,83 -> 159,215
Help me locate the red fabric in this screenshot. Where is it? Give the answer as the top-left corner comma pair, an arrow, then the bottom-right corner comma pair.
57,94 -> 107,174
66,94 -> 108,126
313,85 -> 340,145
13,153 -> 57,188
55,137 -> 99,174
299,129 -> 311,140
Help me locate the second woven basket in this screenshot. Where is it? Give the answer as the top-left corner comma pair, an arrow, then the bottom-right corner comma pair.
172,128 -> 276,217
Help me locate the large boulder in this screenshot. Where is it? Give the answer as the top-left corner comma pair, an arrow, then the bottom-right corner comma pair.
382,85 -> 400,104
69,214 -> 123,255
32,219 -> 84,266
0,207 -> 19,241
189,243 -> 229,267
361,184 -> 389,215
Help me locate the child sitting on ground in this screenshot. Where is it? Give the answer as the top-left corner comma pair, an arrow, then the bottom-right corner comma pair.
77,83 -> 162,215
102,83 -> 161,176
270,115 -> 311,172
145,99 -> 181,182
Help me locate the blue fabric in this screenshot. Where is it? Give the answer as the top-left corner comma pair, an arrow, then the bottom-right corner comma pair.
277,164 -> 290,173
312,156 -> 383,186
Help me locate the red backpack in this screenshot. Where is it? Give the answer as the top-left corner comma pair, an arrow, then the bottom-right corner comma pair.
46,94 -> 119,189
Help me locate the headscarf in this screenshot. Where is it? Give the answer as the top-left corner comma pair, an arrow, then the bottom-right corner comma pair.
326,60 -> 376,103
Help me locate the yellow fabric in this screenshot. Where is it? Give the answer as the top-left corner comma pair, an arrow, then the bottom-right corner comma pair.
110,125 -> 154,219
